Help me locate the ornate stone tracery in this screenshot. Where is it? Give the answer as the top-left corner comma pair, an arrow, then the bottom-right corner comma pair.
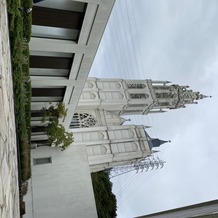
127,83 -> 146,89
153,86 -> 170,90
156,92 -> 175,98
70,113 -> 97,128
130,93 -> 149,99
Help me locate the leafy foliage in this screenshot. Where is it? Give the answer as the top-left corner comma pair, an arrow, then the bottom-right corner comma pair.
41,103 -> 74,150
45,117 -> 74,151
41,102 -> 67,122
91,171 -> 117,218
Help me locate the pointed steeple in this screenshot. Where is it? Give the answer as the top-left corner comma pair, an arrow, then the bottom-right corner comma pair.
175,86 -> 210,107
144,130 -> 170,150
152,83 -> 210,111
148,138 -> 170,149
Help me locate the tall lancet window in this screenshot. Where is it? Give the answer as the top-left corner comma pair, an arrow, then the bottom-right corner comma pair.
128,104 -> 148,108
70,113 -> 97,128
158,102 -> 170,106
156,93 -> 175,98
153,86 -> 170,90
127,84 -> 146,89
130,93 -> 149,99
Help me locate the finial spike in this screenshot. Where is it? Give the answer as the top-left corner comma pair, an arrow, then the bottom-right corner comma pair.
161,110 -> 167,113
144,125 -> 152,129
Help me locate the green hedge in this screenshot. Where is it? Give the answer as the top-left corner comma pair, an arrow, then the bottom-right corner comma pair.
7,0 -> 32,180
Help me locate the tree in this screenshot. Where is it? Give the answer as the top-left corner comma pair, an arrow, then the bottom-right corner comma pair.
41,102 -> 74,150
91,171 -> 117,218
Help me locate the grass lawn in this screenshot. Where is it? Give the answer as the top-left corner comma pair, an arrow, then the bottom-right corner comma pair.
7,0 -> 32,181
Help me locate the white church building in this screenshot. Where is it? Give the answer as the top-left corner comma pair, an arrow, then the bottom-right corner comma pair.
24,1 -> 208,218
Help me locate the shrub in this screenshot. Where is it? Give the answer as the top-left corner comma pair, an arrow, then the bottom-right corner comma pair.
41,103 -> 74,150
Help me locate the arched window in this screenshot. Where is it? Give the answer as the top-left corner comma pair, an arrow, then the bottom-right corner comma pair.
127,84 -> 146,89
128,104 -> 148,108
156,92 -> 175,98
153,86 -> 170,90
70,113 -> 97,128
130,93 -> 149,99
124,110 -> 143,114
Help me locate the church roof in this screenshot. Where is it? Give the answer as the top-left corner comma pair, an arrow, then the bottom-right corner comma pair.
144,131 -> 169,150
148,138 -> 169,149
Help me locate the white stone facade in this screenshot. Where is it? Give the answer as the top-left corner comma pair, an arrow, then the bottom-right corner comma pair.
71,125 -> 152,172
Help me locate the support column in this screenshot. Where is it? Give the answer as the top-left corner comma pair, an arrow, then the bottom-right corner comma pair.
31,76 -> 76,87
30,38 -> 85,54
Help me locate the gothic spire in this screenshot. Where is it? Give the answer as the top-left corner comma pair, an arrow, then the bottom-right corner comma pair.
172,85 -> 210,108
144,130 -> 170,150
148,138 -> 170,149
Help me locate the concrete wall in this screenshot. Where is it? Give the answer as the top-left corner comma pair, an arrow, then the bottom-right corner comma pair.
30,0 -> 116,129
24,144 -> 97,218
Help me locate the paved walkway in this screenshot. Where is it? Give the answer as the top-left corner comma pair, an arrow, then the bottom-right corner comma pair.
0,1 -> 20,217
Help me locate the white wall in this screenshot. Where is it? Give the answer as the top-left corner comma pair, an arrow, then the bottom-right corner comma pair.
24,144 -> 97,218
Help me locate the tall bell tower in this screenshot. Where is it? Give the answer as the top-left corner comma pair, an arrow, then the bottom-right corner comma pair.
70,125 -> 169,172
76,77 -> 208,115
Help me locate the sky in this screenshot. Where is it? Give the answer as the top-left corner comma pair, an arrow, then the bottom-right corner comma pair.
89,0 -> 218,217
